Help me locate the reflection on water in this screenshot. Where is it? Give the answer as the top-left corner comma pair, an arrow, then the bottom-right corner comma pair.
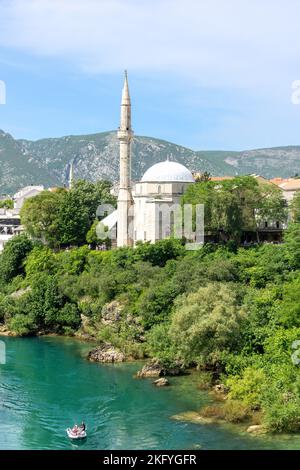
0,336 -> 300,450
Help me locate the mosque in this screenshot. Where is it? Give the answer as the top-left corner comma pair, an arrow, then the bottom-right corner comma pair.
113,72 -> 195,247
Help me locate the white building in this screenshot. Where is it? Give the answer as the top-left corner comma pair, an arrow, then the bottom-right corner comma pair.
106,72 -> 195,247
13,185 -> 44,212
0,185 -> 44,251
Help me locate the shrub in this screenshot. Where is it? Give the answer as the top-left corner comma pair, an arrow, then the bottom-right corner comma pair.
169,283 -> 247,367
222,400 -> 250,423
8,314 -> 36,336
226,367 -> 266,409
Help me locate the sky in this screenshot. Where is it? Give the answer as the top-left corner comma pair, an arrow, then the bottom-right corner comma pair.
0,0 -> 300,150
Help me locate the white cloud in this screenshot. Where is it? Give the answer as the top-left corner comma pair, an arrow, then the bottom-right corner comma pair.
0,0 -> 299,92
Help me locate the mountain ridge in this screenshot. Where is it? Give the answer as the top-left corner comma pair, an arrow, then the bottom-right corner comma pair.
0,129 -> 299,194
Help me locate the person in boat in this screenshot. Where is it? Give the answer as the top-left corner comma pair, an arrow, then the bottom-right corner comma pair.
72,424 -> 79,434
80,422 -> 86,432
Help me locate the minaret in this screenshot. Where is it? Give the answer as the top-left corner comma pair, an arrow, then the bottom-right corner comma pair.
117,71 -> 134,247
68,161 -> 74,189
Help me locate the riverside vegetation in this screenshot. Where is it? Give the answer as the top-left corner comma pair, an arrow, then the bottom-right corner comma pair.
1,177 -> 300,434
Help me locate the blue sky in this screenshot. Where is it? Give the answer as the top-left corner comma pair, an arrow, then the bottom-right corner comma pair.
1,0 -> 300,150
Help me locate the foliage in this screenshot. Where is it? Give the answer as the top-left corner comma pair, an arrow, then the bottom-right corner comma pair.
0,235 -> 33,283
169,283 -> 247,367
3,176 -> 300,433
0,199 -> 13,209
20,180 -> 116,247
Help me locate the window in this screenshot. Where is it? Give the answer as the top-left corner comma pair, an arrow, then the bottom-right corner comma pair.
170,210 -> 174,236
264,221 -> 268,228
144,231 -> 147,241
276,221 -> 280,229
159,211 -> 163,239
158,185 -> 161,194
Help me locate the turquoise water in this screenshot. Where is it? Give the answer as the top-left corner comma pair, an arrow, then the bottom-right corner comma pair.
0,336 -> 300,450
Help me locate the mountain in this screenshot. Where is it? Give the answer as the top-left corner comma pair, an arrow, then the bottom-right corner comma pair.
0,129 -> 299,194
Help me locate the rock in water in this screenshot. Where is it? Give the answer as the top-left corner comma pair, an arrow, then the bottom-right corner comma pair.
246,425 -> 266,435
153,378 -> 170,387
137,361 -> 163,378
137,360 -> 184,378
87,343 -> 125,363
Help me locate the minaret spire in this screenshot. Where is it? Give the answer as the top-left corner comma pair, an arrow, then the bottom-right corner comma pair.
117,71 -> 134,247
68,161 -> 74,189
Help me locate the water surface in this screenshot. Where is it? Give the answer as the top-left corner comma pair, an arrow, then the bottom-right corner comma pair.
0,336 -> 300,450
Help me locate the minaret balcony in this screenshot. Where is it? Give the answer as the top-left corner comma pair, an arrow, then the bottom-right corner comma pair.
117,129 -> 133,140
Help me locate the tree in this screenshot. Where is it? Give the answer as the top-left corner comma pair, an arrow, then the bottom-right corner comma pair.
182,176 -> 287,243
20,189 -> 65,247
20,180 -> 116,247
284,222 -> 300,268
68,180 -> 116,224
0,234 -> 33,283
169,282 -> 247,367
291,191 -> 300,222
253,183 -> 287,242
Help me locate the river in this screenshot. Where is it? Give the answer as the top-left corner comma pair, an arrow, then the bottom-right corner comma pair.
0,336 -> 300,450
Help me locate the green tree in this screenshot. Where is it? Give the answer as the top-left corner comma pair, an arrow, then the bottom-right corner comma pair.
291,191 -> 300,222
20,189 -> 65,247
0,234 -> 33,283
284,222 -> 300,268
169,282 -> 247,367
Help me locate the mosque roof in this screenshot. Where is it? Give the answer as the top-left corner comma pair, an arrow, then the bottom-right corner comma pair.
141,160 -> 194,183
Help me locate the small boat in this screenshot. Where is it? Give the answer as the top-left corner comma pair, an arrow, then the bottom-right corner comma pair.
66,427 -> 87,440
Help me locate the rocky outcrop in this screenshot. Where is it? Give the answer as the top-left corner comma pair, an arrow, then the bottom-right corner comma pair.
137,360 -> 184,378
87,343 -> 125,363
101,301 -> 123,325
246,425 -> 267,435
137,361 -> 163,378
0,324 -> 13,336
10,287 -> 31,299
153,378 -> 170,387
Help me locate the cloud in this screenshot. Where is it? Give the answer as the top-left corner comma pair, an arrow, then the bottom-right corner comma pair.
0,0 -> 299,93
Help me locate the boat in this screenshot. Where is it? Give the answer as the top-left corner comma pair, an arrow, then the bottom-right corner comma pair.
66,427 -> 87,440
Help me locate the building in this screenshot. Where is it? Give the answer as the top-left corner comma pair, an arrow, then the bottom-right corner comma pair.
13,185 -> 44,212
270,177 -> 300,204
107,72 -> 195,247
0,185 -> 44,251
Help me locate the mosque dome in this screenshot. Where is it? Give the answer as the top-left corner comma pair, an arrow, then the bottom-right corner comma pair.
141,160 -> 194,183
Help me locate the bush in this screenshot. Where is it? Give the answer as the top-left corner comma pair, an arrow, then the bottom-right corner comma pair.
222,400 -> 250,423
145,323 -> 175,365
226,367 -> 266,409
264,401 -> 300,433
8,314 -> 36,336
169,283 -> 247,367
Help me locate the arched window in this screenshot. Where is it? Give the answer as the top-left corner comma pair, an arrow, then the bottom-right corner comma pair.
159,211 -> 163,239
170,210 -> 174,236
